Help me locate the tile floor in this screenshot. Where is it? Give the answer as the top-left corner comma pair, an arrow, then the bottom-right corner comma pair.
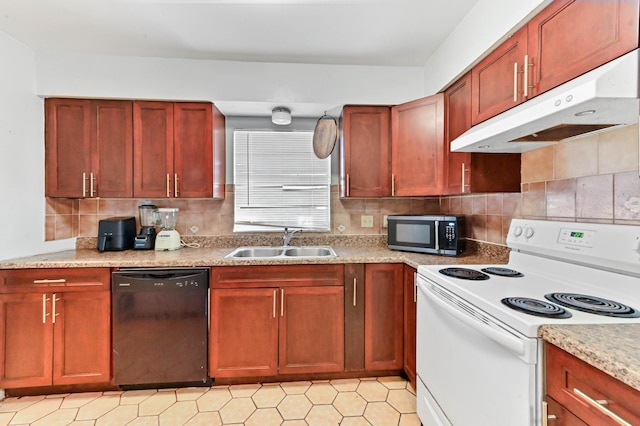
0,377 -> 419,426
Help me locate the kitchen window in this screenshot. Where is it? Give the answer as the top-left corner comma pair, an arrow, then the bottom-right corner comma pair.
233,130 -> 331,233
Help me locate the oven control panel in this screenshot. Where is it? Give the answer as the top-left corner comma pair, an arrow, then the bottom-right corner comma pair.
558,228 -> 595,247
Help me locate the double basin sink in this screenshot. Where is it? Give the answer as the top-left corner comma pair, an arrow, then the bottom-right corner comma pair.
226,246 -> 337,259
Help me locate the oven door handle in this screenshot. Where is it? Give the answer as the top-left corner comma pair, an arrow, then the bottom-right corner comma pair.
421,281 -> 527,358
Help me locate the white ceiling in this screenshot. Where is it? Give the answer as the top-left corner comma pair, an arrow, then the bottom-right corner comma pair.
0,0 -> 480,116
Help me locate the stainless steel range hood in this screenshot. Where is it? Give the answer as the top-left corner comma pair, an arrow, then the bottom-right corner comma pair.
451,49 -> 640,153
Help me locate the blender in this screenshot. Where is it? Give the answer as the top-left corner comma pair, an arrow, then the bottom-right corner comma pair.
133,204 -> 158,250
154,207 -> 181,250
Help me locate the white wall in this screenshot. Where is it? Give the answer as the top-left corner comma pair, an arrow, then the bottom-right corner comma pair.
0,32 -> 75,260
423,0 -> 553,94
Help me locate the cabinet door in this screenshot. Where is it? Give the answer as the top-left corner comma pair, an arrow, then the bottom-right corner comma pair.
544,397 -> 589,426
210,288 -> 278,378
45,98 -> 92,198
340,106 -> 391,197
174,102 -> 214,198
92,100 -> 133,198
133,101 -> 174,198
528,0 -> 639,96
279,286 -> 344,375
364,264 -> 403,371
403,266 -> 417,390
391,94 -> 445,196
0,293 -> 53,388
471,26 -> 528,124
344,264 -> 365,372
53,291 -> 111,385
444,73 -> 472,195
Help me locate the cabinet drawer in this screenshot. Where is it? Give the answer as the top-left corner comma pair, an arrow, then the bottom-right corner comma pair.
544,396 -> 588,426
546,343 -> 640,425
210,264 -> 344,289
0,268 -> 110,293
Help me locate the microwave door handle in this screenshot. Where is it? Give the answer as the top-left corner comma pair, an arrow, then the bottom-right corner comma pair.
419,280 -> 527,358
434,221 -> 439,250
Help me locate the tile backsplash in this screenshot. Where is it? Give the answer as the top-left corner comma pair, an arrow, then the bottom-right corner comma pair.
46,124 -> 639,246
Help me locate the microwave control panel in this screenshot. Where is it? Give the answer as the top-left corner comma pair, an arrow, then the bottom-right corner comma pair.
440,222 -> 458,249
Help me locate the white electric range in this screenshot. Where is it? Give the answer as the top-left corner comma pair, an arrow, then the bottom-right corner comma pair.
415,219 -> 640,426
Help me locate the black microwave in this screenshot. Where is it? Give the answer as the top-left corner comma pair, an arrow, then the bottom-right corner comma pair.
387,215 -> 465,256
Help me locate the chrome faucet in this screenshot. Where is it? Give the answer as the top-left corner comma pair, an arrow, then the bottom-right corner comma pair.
283,227 -> 302,246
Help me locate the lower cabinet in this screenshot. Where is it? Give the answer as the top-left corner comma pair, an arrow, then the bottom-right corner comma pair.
0,268 -> 111,388
345,263 -> 404,372
545,343 -> 640,426
209,265 -> 344,378
403,265 -> 417,389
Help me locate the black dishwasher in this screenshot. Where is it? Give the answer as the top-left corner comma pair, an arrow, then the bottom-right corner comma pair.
112,268 -> 209,387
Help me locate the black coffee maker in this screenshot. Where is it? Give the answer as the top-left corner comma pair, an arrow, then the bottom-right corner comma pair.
133,204 -> 158,250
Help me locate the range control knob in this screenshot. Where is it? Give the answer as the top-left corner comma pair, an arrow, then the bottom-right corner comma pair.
512,226 -> 523,237
524,226 -> 535,239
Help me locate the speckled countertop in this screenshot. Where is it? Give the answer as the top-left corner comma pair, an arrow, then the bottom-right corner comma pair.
540,324 -> 640,392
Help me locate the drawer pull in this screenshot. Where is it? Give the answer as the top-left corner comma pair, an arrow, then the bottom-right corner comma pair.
273,290 -> 277,319
33,279 -> 66,284
280,288 -> 284,317
353,278 -> 357,307
42,294 -> 50,324
573,388 -> 632,426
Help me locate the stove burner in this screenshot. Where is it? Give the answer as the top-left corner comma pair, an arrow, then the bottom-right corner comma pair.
481,267 -> 524,278
545,293 -> 640,318
501,297 -> 572,318
439,267 -> 490,280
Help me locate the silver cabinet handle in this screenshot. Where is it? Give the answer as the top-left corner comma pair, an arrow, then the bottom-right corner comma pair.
391,174 -> 395,197
174,173 -> 179,198
82,172 -> 87,197
90,172 -> 96,197
461,162 -> 466,193
166,173 -> 171,198
42,294 -> 50,324
573,388 -> 632,426
353,278 -> 357,307
513,62 -> 518,102
541,401 -> 557,426
523,54 -> 529,97
33,279 -> 66,285
346,174 -> 350,197
280,288 -> 284,317
52,293 -> 61,324
273,290 -> 277,319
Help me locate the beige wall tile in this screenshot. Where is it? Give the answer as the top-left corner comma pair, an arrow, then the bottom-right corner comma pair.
576,174 -> 613,220
521,145 -> 553,183
614,171 -> 640,221
554,137 -> 598,179
598,124 -> 639,174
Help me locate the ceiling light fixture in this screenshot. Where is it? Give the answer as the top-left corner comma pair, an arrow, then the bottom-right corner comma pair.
272,107 -> 292,125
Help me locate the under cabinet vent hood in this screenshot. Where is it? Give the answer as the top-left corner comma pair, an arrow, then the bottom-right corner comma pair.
451,48 -> 640,153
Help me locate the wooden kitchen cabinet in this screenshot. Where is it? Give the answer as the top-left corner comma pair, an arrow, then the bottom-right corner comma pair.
0,268 -> 111,389
209,265 -> 344,379
545,343 -> 640,425
403,265 -> 416,390
45,99 -> 133,198
339,105 -> 391,197
391,94 -> 445,196
133,101 -> 223,199
444,72 -> 521,194
344,264 -> 365,371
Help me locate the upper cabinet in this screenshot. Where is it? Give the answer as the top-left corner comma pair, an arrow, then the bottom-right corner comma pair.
471,0 -> 639,125
445,73 -> 521,194
340,106 -> 391,197
46,98 -> 225,199
45,99 -> 133,198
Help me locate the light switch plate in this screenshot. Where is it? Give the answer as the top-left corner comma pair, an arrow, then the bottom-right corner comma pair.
361,215 -> 374,228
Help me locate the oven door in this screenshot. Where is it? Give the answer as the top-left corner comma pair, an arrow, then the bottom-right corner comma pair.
416,275 -> 540,426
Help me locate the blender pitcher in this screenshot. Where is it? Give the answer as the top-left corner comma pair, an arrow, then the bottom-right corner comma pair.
154,208 -> 181,250
133,204 -> 158,250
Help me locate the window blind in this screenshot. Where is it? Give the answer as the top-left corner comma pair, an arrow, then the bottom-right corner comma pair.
233,130 -> 331,233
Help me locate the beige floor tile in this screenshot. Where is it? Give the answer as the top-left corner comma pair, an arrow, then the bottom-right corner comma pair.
184,411 -> 222,426
340,417 -> 372,426
305,405 -> 342,426
60,392 -> 104,409
219,397 -> 256,424
67,421 -> 95,426
387,389 -> 416,414
280,381 -> 312,395
120,389 -> 157,406
229,383 -> 261,398
0,395 -> 45,413
127,416 -> 159,426
356,381 -> 388,402
399,413 -> 421,426
277,395 -> 312,420
329,379 -> 360,392
332,392 -> 366,417
30,408 -> 77,426
159,400 -> 198,426
75,395 -> 120,421
196,388 -> 231,412
9,397 -> 62,424
138,392 -> 176,417
281,421 -> 308,426
363,402 -> 400,426
305,383 -> 338,405
377,376 -> 407,390
0,412 -> 15,425
175,387 -> 208,402
252,385 -> 286,408
95,404 -> 138,426
245,407 -> 284,426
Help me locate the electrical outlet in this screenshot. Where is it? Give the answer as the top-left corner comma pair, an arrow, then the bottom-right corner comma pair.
383,215 -> 388,228
361,215 -> 374,228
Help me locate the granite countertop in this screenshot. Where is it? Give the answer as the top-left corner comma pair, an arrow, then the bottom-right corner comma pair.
540,324 -> 640,392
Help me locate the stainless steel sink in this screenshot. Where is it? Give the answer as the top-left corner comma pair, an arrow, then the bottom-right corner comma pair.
226,246 -> 337,259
